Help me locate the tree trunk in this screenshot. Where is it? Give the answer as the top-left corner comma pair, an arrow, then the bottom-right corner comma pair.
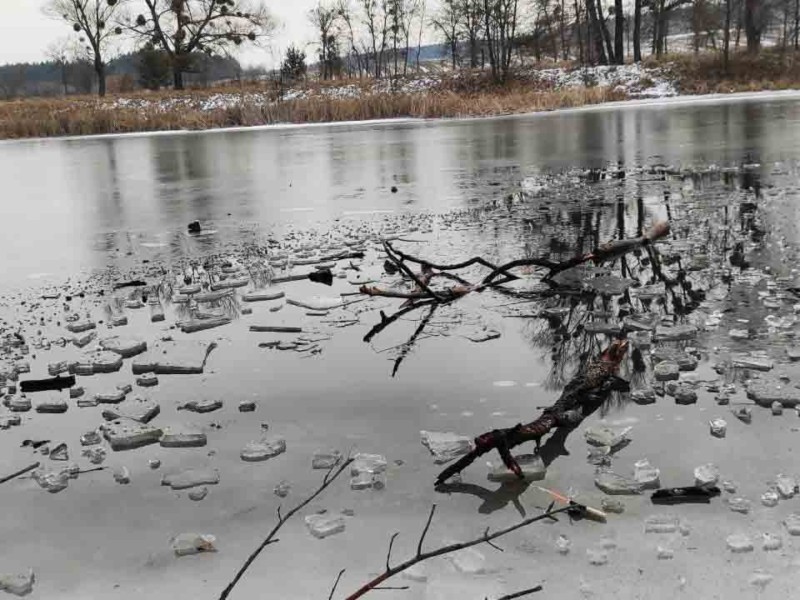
484,0 -> 498,79
723,0 -> 732,70
173,67 -> 185,90
95,59 -> 106,97
745,0 -> 761,53
633,0 -> 642,61
795,0 -> 800,50
586,0 -> 608,65
614,0 -> 624,64
575,0 -> 585,64
597,1 -> 615,63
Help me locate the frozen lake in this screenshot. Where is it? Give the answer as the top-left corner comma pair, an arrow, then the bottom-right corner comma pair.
2,95 -> 800,599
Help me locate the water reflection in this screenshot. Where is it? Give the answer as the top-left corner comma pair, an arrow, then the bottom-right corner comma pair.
0,97 -> 799,288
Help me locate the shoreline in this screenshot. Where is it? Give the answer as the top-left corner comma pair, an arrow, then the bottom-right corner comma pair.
3,87 -> 800,145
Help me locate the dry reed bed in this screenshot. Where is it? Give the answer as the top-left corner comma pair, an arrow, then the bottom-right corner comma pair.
661,50 -> 800,94
0,87 -> 623,140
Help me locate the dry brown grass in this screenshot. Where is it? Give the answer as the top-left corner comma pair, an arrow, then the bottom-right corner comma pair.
0,85 -> 624,140
655,49 -> 800,94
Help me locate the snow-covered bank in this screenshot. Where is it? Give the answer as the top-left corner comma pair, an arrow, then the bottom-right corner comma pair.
102,64 -> 678,117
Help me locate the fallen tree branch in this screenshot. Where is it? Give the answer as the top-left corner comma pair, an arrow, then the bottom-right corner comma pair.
218,457 -> 354,600
0,462 -> 40,485
435,339 -> 630,485
385,243 -> 524,282
340,503 -> 573,600
383,241 -> 445,302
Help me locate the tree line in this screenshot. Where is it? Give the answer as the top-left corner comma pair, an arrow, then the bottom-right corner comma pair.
290,0 -> 800,83
29,0 -> 800,98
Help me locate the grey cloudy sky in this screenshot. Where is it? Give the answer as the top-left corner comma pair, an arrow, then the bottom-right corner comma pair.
0,0 -> 327,68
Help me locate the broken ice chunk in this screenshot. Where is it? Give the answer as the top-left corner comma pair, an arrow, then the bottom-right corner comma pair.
761,490 -> 779,507
784,513 -> 800,535
762,533 -> 782,551
240,438 -> 286,462
305,514 -> 345,539
728,497 -> 751,514
161,468 -> 220,490
726,533 -> 753,553
0,570 -> 35,597
776,474 -> 797,498
172,533 -> 216,557
694,463 -> 720,486
594,470 -> 644,495
420,430 -> 473,464
709,418 -> 727,438
312,450 -> 343,470
644,515 -> 679,534
584,425 -> 631,449
632,459 -> 661,489
487,454 -> 546,482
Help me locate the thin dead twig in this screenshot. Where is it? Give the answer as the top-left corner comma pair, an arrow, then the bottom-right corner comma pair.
0,462 -> 40,485
328,569 -> 346,600
340,504 -> 573,600
495,585 -> 544,599
218,457 -> 354,600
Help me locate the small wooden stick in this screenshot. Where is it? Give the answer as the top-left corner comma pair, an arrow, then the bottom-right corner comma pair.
0,462 -> 40,485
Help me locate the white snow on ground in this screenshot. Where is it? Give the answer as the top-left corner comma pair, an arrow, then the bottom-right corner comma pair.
532,63 -> 678,98
104,64 -> 676,115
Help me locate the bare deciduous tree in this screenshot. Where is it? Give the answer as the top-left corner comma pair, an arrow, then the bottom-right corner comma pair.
310,1 -> 340,80
45,0 -> 127,97
483,0 -> 519,81
432,0 -> 463,68
125,0 -> 274,90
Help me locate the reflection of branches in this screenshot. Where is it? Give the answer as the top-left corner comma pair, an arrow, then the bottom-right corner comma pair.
392,305 -> 437,378
363,300 -> 438,344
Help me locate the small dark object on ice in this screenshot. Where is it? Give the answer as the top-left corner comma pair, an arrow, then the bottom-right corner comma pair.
20,375 -> 76,393
383,260 -> 399,275
188,221 -> 202,233
113,280 -> 147,290
21,440 -> 50,450
651,485 -> 721,505
308,269 -> 334,286
391,185 -> 398,193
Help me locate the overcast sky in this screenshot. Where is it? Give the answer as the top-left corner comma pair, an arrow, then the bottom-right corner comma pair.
0,0 -> 327,68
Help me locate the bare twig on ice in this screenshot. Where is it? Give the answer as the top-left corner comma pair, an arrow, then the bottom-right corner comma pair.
495,585 -> 544,599
328,569 -> 346,600
0,462 -> 40,485
339,503 -> 572,600
218,458 -> 354,600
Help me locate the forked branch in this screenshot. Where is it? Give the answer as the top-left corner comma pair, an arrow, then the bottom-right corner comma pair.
339,503 -> 572,599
